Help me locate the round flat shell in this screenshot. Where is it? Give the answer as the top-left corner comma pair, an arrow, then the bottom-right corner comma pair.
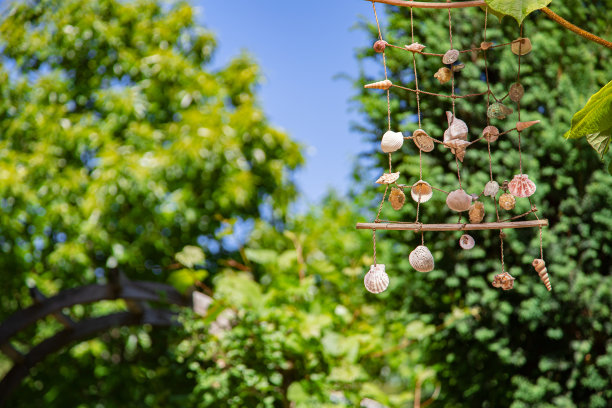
509,83 -> 524,103
413,130 -> 434,152
511,38 -> 532,55
442,49 -> 459,65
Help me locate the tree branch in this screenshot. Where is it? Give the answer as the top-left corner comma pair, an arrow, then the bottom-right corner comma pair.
541,7 -> 612,50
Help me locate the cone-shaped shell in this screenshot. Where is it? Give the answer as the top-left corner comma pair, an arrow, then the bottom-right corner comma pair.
532,259 -> 551,291
484,180 -> 499,197
381,130 -> 404,153
443,111 -> 468,142
434,67 -> 451,84
373,40 -> 388,53
499,193 -> 515,210
469,201 -> 485,223
459,234 -> 475,250
444,139 -> 470,162
511,37 -> 532,55
487,102 -> 513,119
508,174 -> 536,198
516,120 -> 540,131
447,189 -> 472,212
482,126 -> 500,142
413,129 -> 434,152
442,49 -> 459,64
364,264 -> 389,294
509,83 -> 524,102
411,180 -> 433,203
492,272 -> 515,290
409,245 -> 434,272
364,79 -> 392,90
376,172 -> 400,185
405,42 -> 425,52
389,187 -> 405,210
480,41 -> 493,50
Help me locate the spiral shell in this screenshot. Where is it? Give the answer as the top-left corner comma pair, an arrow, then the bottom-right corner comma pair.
511,37 -> 532,55
444,139 -> 470,162
381,130 -> 404,153
468,201 -> 485,223
389,187 -> 406,210
492,272 -> 515,290
516,120 -> 540,131
532,259 -> 551,291
411,180 -> 433,203
499,193 -> 515,210
484,180 -> 499,197
409,245 -> 434,272
413,129 -> 434,152
459,234 -> 475,250
405,42 -> 426,52
443,111 -> 468,142
482,126 -> 500,142
446,189 -> 472,212
442,49 -> 459,64
364,264 -> 389,294
487,102 -> 513,120
508,174 -> 536,198
376,172 -> 400,185
480,41 -> 493,50
373,40 -> 388,53
509,83 -> 524,103
364,79 -> 393,90
434,67 -> 451,84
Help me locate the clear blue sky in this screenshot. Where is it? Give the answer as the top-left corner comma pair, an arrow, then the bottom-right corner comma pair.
195,0 -> 376,204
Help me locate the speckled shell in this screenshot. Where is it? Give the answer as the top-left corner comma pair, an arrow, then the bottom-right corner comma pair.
492,272 -> 515,290
409,245 -> 434,272
364,264 -> 389,294
499,193 -> 516,210
376,172 -> 400,185
508,174 -> 536,198
480,41 -> 493,50
413,129 -> 434,152
411,180 -> 433,203
373,40 -> 388,53
446,189 -> 472,212
469,201 -> 485,223
487,102 -> 513,120
516,120 -> 540,131
443,111 -> 468,142
381,130 -> 404,153
482,126 -> 500,142
484,180 -> 499,197
532,259 -> 552,291
459,234 -> 475,250
442,49 -> 459,64
405,42 -> 426,52
444,139 -> 470,162
511,37 -> 532,55
434,67 -> 451,84
389,187 -> 406,210
365,79 -> 392,90
509,83 -> 524,102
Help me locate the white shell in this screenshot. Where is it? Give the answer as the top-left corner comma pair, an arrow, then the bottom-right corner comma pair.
409,245 -> 434,272
376,172 -> 400,185
459,234 -> 475,250
405,42 -> 426,52
484,181 -> 499,197
443,111 -> 468,142
381,130 -> 404,153
411,180 -> 433,203
364,264 -> 389,294
446,189 -> 472,212
413,129 -> 434,152
508,174 -> 536,198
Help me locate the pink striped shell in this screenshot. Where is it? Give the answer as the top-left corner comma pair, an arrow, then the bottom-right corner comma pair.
508,174 -> 536,198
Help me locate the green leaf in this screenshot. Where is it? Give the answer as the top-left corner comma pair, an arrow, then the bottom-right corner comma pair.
586,130 -> 611,160
479,5 -> 506,22
564,81 -> 612,140
175,245 -> 205,268
485,0 -> 551,24
168,268 -> 208,293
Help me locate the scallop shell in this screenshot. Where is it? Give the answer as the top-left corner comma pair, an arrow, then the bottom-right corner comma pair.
409,245 -> 434,272
516,120 -> 540,131
498,193 -> 515,210
443,139 -> 470,162
364,264 -> 389,294
480,41 -> 493,50
443,111 -> 468,142
389,187 -> 406,210
511,37 -> 532,55
484,180 -> 499,197
442,49 -> 459,65
509,83 -> 524,103
434,67 -> 451,84
468,201 -> 485,223
381,130 -> 404,153
405,42 -> 426,52
492,271 -> 515,290
532,259 -> 551,291
459,234 -> 475,250
508,174 -> 536,198
373,40 -> 388,53
487,102 -> 513,120
364,79 -> 392,90
411,180 -> 433,203
482,126 -> 500,142
446,189 -> 472,212
376,172 -> 400,185
451,63 -> 465,73
412,129 -> 434,152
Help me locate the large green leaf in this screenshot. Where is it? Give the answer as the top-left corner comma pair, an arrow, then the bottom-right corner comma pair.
485,0 -> 551,24
586,130 -> 611,160
564,81 -> 612,144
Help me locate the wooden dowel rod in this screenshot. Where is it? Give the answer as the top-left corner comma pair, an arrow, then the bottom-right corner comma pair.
367,0 -> 485,9
356,219 -> 548,231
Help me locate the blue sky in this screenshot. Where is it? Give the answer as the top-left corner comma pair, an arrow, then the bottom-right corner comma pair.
195,0 -> 376,204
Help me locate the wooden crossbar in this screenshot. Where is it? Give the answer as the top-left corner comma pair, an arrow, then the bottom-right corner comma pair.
356,219 -> 548,231
367,0 -> 486,9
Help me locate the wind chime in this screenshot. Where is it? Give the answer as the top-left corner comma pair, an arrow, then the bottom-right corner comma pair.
357,0 -> 551,294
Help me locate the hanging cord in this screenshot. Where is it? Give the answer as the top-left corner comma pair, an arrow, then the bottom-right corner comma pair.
410,7 -> 424,181
373,229 -> 377,266
516,24 -> 524,174
372,3 -> 392,131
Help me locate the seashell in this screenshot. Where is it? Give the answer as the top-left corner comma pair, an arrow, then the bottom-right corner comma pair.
484,180 -> 499,197
376,171 -> 400,185
470,194 -> 479,201
411,180 -> 433,203
487,102 -> 514,120
443,139 -> 470,162
459,234 -> 475,250
511,37 -> 532,55
373,40 -> 388,53
498,193 -> 515,210
442,49 -> 459,65
468,201 -> 485,223
364,264 -> 389,294
365,79 -> 392,90
451,63 -> 465,73
443,111 -> 468,142
389,187 -> 406,210
482,125 -> 500,142
405,42 -> 426,52
446,189 -> 472,212
516,120 -> 540,131
381,130 -> 404,153
434,67 -> 452,84
480,41 -> 494,50
508,174 -> 536,198
412,129 -> 434,152
509,83 -> 524,103
409,245 -> 434,272
492,271 -> 515,290
532,259 -> 551,291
